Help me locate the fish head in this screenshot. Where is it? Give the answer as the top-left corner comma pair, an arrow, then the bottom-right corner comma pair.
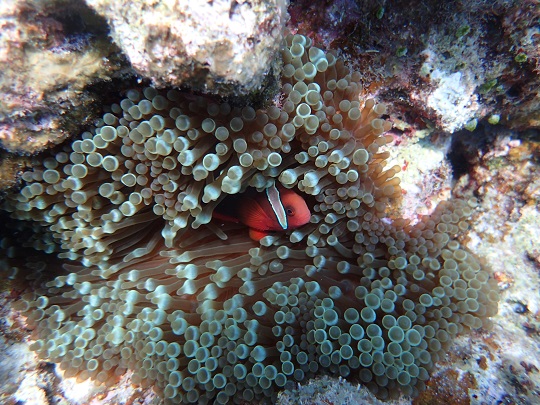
280,189 -> 311,229
221,185 -> 311,241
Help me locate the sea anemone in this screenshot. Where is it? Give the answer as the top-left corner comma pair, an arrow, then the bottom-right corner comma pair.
2,34 -> 499,403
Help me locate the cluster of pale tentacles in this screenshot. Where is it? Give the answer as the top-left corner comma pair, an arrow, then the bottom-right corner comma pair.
1,34 -> 498,403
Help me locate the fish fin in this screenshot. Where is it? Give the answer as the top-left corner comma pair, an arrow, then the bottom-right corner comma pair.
237,197 -> 278,231
249,228 -> 269,241
212,211 -> 240,224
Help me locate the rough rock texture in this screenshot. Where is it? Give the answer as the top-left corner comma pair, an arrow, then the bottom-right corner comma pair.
0,0 -> 128,155
85,0 -> 289,95
277,375 -> 398,405
0,153 -> 32,196
289,0 -> 539,133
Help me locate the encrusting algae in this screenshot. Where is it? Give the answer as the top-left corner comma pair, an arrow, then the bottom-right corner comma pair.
1,34 -> 499,403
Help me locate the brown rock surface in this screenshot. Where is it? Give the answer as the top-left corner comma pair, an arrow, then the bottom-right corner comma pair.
86,0 -> 289,95
0,0 -> 126,155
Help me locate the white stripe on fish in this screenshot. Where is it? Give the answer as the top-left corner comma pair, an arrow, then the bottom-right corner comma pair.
266,183 -> 288,230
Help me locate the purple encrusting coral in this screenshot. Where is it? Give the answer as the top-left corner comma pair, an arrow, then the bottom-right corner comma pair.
0,33 -> 499,404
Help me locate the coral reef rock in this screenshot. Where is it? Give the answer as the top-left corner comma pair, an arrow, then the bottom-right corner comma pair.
0,0 -> 126,155
86,0 -> 289,95
289,0 -> 540,134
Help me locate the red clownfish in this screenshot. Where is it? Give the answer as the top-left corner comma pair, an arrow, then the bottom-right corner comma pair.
213,183 -> 311,241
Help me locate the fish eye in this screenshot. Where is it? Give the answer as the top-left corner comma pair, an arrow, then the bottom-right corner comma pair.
286,208 -> 294,216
